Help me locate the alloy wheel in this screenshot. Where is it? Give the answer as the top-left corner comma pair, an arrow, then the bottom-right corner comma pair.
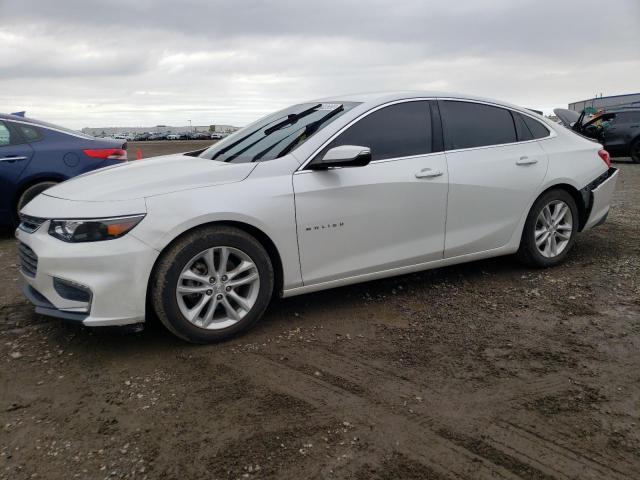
534,200 -> 573,258
176,246 -> 260,329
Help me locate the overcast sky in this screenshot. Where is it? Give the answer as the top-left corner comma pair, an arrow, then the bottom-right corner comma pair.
1,0 -> 638,129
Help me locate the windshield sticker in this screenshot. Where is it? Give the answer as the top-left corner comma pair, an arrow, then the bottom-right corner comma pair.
318,103 -> 342,111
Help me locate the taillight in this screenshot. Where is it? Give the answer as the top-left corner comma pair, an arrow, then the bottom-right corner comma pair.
598,149 -> 611,167
83,148 -> 128,160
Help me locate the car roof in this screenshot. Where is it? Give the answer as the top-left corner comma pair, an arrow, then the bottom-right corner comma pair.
0,112 -> 65,129
0,112 -> 41,123
0,112 -> 97,139
311,90 -> 538,116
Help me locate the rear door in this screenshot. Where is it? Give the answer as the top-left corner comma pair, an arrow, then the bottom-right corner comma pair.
0,121 -> 34,218
439,100 -> 549,258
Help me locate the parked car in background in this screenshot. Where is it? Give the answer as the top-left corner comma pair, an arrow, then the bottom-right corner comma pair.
0,113 -> 127,227
166,133 -> 182,140
114,133 -> 135,141
134,132 -> 151,141
210,133 -> 223,139
148,132 -> 167,141
555,107 -> 640,163
17,92 -> 617,343
188,132 -> 211,140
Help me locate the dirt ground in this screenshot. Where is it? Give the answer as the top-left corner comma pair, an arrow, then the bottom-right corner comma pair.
1,154 -> 639,480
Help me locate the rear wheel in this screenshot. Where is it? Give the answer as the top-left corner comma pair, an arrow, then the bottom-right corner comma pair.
517,189 -> 578,268
16,181 -> 58,220
151,226 -> 274,343
630,138 -> 640,163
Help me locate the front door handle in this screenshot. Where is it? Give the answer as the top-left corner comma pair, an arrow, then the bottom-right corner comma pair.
516,156 -> 538,166
0,155 -> 28,163
415,168 -> 444,179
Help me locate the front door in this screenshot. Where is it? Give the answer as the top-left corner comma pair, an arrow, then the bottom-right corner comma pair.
293,100 -> 448,286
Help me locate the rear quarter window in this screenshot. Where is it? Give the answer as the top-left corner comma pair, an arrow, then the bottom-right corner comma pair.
522,115 -> 550,139
17,124 -> 44,142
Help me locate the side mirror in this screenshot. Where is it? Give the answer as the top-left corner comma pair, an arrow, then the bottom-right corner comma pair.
309,145 -> 371,170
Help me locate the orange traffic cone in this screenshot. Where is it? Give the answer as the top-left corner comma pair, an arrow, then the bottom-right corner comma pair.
136,148 -> 142,160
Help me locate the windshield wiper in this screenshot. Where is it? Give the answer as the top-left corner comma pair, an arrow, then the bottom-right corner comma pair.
253,104 -> 345,161
208,112 -> 297,161
263,103 -> 322,136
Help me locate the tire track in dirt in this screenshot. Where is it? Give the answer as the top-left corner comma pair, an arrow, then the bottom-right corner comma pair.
247,346 -> 635,480
231,353 -> 527,480
488,420 -> 639,479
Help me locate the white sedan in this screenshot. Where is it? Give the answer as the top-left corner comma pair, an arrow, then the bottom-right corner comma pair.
17,92 -> 619,343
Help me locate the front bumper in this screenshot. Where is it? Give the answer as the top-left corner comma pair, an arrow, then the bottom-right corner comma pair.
582,167 -> 619,231
16,222 -> 159,327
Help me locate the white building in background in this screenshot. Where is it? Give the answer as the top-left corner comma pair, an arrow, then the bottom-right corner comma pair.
569,93 -> 640,112
81,124 -> 240,137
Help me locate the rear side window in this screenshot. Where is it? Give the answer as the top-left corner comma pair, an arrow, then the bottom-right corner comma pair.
0,122 -> 10,146
522,115 -> 550,139
17,124 -> 43,142
440,101 -> 517,150
321,101 -> 432,161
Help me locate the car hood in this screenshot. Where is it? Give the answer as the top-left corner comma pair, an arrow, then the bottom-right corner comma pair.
45,154 -> 257,202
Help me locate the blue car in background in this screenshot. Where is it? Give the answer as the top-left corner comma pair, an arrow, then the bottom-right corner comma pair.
0,113 -> 128,227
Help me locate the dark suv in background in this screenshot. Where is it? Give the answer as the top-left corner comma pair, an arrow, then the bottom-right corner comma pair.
555,107 -> 640,163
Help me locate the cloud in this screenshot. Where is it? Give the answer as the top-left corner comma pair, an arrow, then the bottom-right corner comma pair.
0,0 -> 638,128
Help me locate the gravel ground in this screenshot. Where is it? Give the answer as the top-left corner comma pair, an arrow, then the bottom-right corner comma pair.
0,158 -> 638,480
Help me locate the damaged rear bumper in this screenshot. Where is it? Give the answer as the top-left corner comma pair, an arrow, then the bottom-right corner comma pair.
581,167 -> 619,231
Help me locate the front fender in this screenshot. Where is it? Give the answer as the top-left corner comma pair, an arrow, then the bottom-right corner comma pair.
139,177 -> 302,290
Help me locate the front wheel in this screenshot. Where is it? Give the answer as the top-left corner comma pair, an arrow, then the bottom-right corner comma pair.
151,226 -> 274,343
517,189 -> 579,268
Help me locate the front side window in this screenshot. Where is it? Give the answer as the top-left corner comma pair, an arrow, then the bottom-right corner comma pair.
440,101 -> 517,150
199,102 -> 358,163
0,121 -> 11,147
613,111 -> 640,124
319,101 -> 432,161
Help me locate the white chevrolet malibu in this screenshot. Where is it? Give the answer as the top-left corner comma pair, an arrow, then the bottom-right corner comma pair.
17,92 -> 618,343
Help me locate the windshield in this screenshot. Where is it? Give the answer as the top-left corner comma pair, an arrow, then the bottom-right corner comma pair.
199,102 -> 358,163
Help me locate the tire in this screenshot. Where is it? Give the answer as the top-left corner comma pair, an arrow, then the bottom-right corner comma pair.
517,189 -> 579,268
151,226 -> 274,343
16,181 -> 58,220
630,138 -> 640,163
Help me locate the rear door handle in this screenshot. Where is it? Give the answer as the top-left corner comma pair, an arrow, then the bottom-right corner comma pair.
516,156 -> 538,166
415,168 -> 444,179
0,155 -> 28,163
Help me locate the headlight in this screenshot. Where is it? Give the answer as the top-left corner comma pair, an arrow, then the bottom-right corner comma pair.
48,215 -> 145,242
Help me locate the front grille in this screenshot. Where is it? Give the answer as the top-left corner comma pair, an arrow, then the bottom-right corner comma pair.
19,215 -> 46,234
18,242 -> 38,277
